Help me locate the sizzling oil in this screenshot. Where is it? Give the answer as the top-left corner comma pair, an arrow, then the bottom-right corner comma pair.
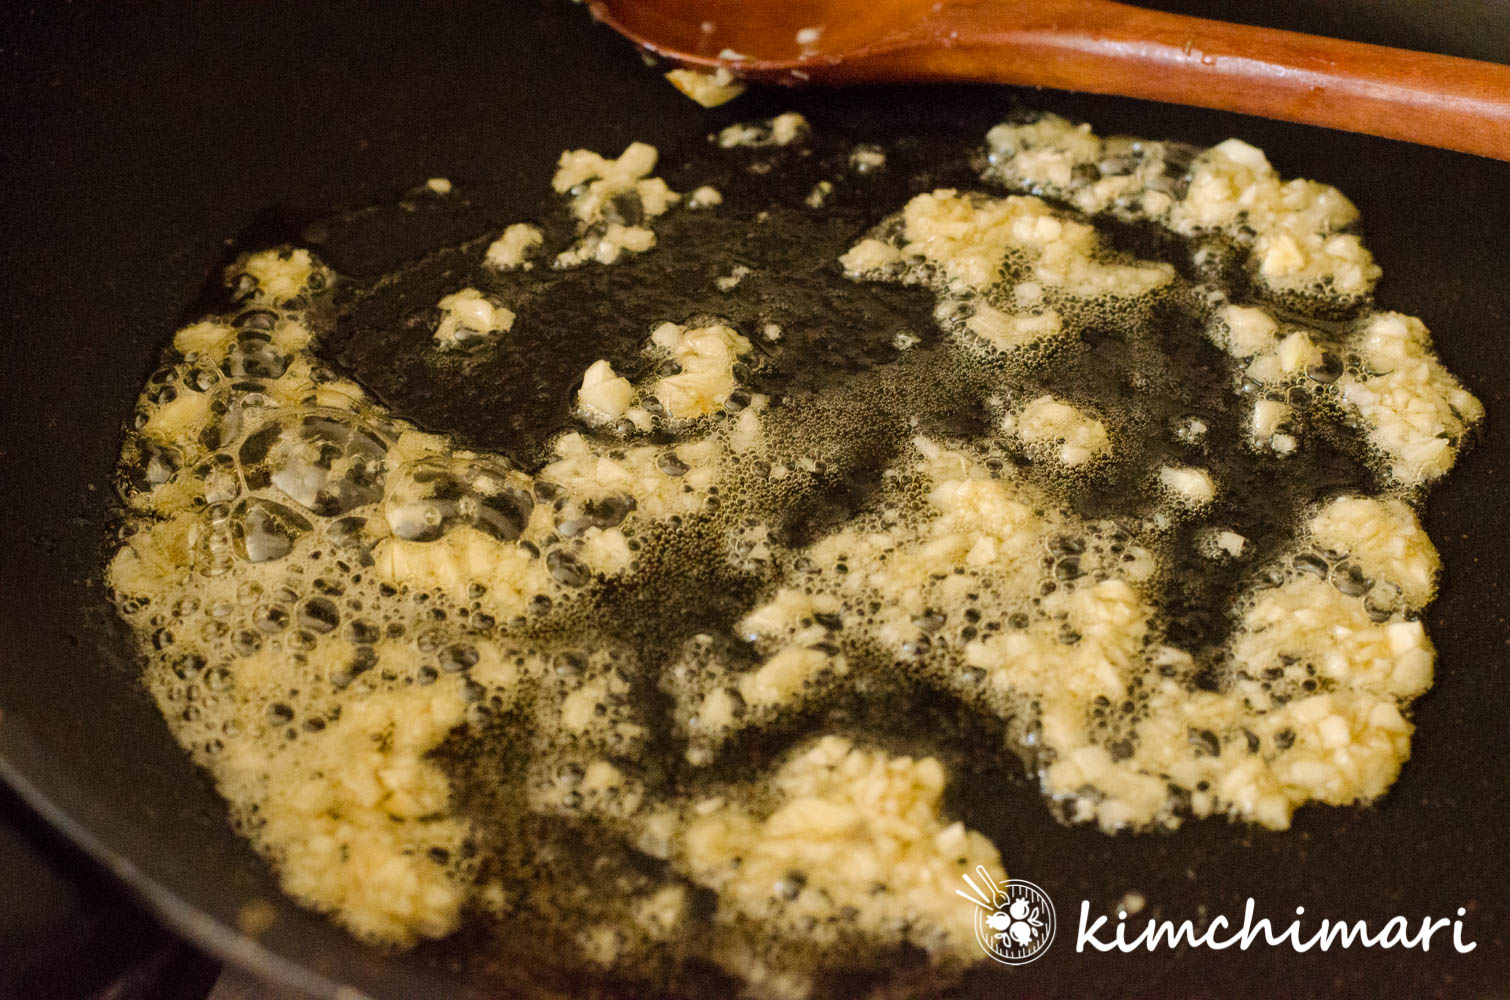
105,113 -> 1479,998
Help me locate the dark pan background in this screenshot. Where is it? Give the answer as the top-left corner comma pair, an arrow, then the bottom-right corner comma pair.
1,2 -> 1507,997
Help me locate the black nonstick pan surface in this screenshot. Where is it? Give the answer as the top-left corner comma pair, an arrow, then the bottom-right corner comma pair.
1,2 -> 1507,997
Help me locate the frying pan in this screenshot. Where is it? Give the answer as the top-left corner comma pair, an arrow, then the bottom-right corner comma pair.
1,1 -> 1507,997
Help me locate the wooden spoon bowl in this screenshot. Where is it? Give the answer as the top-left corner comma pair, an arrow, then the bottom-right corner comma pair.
589,0 -> 1510,160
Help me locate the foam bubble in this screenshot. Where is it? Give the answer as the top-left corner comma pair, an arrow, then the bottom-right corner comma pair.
106,113 -> 1481,997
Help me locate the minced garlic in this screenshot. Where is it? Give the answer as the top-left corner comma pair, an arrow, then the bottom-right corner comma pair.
666,67 -> 746,108
433,287 -> 514,350
106,112 -> 1481,998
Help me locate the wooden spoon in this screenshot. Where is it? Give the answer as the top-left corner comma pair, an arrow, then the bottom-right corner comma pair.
587,0 -> 1510,160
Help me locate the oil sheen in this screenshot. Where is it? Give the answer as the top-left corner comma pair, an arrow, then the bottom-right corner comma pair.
106,112 -> 1482,998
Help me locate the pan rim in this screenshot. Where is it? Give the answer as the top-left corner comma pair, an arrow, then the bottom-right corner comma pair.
0,715 -> 345,1000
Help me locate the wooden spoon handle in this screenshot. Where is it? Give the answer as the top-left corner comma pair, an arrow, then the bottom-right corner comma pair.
874,0 -> 1510,159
